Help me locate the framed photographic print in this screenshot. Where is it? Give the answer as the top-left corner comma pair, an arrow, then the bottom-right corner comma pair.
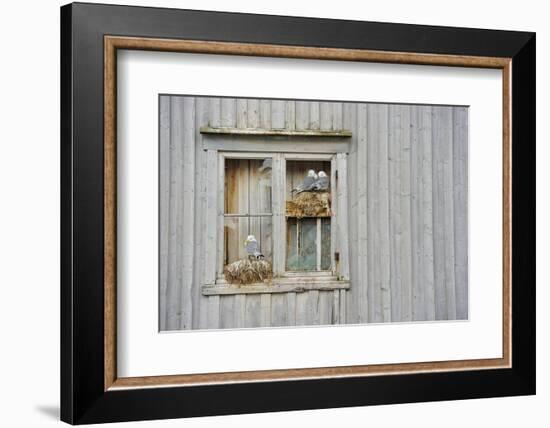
60,2 -> 535,424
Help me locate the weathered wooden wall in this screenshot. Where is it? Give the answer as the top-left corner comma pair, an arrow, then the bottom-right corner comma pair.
159,96 -> 468,331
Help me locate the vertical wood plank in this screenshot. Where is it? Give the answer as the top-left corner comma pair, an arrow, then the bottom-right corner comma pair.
247,99 -> 260,128
159,96 -> 170,331
316,218 -> 322,271
219,296 -> 235,329
271,294 -> 287,326
261,294 -> 271,327
287,292 -> 296,325
234,294 -> 246,328
196,98 -> 210,329
356,103 -> 368,324
339,289 -> 347,324
221,98 -> 236,127
295,292 -> 308,326
237,99 -> 247,128
271,100 -> 285,129
180,97 -> 195,329
209,98 -> 221,127
332,103 -> 343,130
260,100 -> 271,129
207,295 -> 220,329
367,104 -> 392,323
410,105 -> 424,321
217,155 -> 226,272
388,104 -> 403,322
399,106 -> 413,322
421,106 -> 436,320
378,105 -> 391,323
307,291 -> 320,324
319,291 -> 332,325
442,108 -> 457,320
204,150 -> 218,284
332,290 -> 340,324
285,101 -> 296,130
320,102 -> 332,131
336,153 -> 350,280
272,154 -> 286,275
453,107 -> 468,319
309,102 -> 320,130
245,295 -> 261,328
388,105 -> 413,323
295,101 -> 309,130
344,103 -> 358,323
165,97 -> 184,330
248,160 -> 261,260
330,157 -> 337,276
432,107 -> 456,320
367,104 -> 379,323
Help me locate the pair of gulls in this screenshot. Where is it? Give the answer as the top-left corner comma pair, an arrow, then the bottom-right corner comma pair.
291,170 -> 330,194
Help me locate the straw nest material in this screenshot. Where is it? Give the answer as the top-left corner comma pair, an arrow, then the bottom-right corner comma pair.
223,259 -> 273,285
286,191 -> 331,218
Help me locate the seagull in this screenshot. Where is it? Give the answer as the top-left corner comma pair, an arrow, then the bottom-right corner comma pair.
258,158 -> 272,173
313,170 -> 330,191
244,235 -> 264,260
291,169 -> 318,194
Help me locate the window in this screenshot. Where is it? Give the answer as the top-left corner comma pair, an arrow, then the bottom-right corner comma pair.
202,150 -> 349,296
285,160 -> 332,272
224,158 -> 273,265
199,129 -> 350,295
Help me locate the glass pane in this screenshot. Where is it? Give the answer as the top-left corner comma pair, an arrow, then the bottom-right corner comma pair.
299,219 -> 317,270
286,218 -> 299,270
321,218 -> 331,270
225,158 -> 272,214
224,215 -> 272,266
286,218 -> 317,271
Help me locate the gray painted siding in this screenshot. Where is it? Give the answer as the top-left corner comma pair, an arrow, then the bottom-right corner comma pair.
159,96 -> 469,330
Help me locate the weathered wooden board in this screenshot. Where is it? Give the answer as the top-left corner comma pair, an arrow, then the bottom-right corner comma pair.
453,107 -> 469,320
159,97 -> 170,331
160,96 -> 469,331
202,280 -> 350,295
432,107 -> 457,320
193,97 -> 209,329
202,136 -> 350,153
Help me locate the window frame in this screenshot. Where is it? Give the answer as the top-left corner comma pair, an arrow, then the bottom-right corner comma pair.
281,153 -> 336,275
202,144 -> 350,296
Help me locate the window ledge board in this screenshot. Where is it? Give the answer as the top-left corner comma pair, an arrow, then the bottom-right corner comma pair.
202,279 -> 350,296
200,126 -> 352,138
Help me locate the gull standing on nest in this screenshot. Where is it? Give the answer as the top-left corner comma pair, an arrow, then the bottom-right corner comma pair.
291,169 -> 318,194
244,235 -> 264,260
313,170 -> 330,191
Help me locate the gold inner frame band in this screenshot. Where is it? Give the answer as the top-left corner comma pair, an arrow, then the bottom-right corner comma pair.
104,35 -> 512,391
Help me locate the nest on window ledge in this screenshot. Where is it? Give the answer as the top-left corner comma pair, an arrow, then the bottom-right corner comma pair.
223,259 -> 273,285
286,191 -> 331,218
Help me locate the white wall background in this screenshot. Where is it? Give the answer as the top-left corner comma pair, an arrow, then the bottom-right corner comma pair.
0,0 -> 545,426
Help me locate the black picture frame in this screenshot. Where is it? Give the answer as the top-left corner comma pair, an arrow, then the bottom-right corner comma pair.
61,2 -> 535,424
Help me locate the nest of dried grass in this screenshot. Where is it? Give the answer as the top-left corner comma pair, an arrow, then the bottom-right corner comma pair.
223,259 -> 273,285
286,191 -> 331,218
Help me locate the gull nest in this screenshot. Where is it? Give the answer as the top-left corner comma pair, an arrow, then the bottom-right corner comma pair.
223,259 -> 273,285
286,191 -> 331,218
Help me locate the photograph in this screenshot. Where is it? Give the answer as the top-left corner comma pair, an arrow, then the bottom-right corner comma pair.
159,96 -> 468,331
55,2 -> 536,423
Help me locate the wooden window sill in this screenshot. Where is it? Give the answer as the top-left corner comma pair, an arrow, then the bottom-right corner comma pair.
202,277 -> 350,296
